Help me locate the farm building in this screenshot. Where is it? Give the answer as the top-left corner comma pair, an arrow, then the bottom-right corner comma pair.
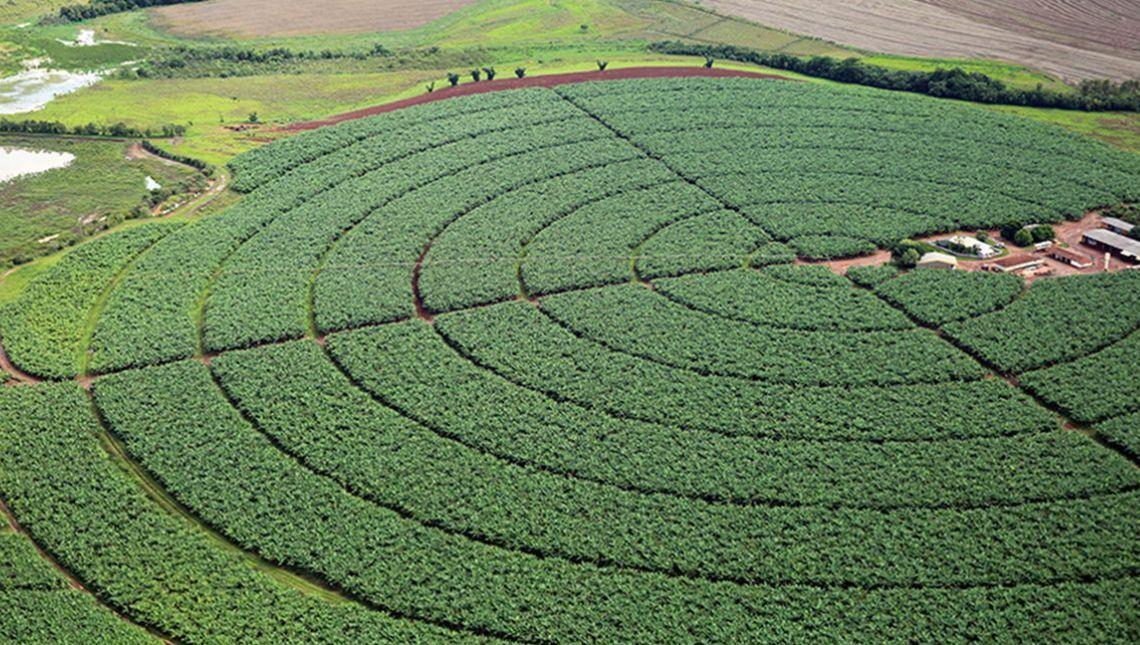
917,251 -> 958,270
941,235 -> 997,258
1082,229 -> 1140,263
1046,247 -> 1093,268
983,253 -> 1045,273
1103,217 -> 1135,236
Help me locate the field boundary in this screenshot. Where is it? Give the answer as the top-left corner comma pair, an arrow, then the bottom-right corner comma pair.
281,66 -> 789,132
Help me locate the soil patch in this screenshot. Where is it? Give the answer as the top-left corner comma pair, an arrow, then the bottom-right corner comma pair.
281,66 -> 789,132
151,0 -> 478,38
699,0 -> 1140,82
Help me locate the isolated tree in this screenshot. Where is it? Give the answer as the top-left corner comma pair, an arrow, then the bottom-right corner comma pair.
596,60 -> 608,71
425,82 -> 435,93
470,68 -> 482,82
483,67 -> 497,80
515,67 -> 527,78
1013,227 -> 1034,247
897,247 -> 922,269
447,72 -> 460,87
1031,225 -> 1055,243
247,112 -> 258,124
704,56 -> 715,68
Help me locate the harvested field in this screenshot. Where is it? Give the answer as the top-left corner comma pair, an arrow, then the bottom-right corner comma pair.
150,0 -> 479,37
699,0 -> 1140,82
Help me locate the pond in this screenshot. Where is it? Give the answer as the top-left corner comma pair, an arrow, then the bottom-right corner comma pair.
0,146 -> 75,183
0,64 -> 101,115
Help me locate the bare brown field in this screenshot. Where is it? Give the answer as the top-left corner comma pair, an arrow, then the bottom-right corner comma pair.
698,0 -> 1140,82
151,0 -> 479,37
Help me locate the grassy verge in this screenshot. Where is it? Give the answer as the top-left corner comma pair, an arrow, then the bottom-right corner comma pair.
0,134 -> 199,266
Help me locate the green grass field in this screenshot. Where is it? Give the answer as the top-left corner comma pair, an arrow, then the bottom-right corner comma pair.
0,134 -> 197,267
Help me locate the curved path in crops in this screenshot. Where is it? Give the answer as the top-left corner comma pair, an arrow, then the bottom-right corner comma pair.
1,77 -> 1139,643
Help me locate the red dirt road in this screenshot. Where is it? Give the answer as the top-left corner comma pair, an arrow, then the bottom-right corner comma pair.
281,67 -> 789,132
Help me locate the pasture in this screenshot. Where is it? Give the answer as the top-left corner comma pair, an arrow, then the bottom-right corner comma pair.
1,76 -> 1137,641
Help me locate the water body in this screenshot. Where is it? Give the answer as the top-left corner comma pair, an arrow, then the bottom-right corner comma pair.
57,29 -> 135,47
0,147 -> 75,183
0,64 -> 102,115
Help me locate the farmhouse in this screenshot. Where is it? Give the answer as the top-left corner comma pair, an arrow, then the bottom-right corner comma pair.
1046,247 -> 1093,268
983,253 -> 1044,273
1103,217 -> 1135,236
938,235 -> 996,258
1082,229 -> 1140,263
917,251 -> 958,270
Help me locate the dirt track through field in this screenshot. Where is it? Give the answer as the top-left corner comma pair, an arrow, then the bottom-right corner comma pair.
151,0 -> 478,37
699,0 -> 1140,82
281,66 -> 790,131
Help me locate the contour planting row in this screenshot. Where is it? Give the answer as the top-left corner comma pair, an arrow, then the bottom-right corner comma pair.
0,224 -> 180,379
205,121 -> 623,352
0,385 -> 472,643
214,338 -> 1133,513
228,88 -> 568,192
556,79 -> 1139,255
312,151 -> 670,332
649,268 -> 912,331
0,531 -> 155,643
5,389 -> 1134,642
874,270 -> 1025,326
332,321 -> 1056,507
91,361 -> 1139,638
558,78 -> 1140,183
88,108 -> 617,370
533,285 -> 983,385
943,271 -> 1140,373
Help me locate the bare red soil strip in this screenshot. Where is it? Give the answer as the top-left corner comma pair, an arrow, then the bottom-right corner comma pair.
0,337 -> 40,385
281,67 -> 789,132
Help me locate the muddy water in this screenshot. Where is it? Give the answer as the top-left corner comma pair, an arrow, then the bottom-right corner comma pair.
0,66 -> 101,114
0,147 -> 75,183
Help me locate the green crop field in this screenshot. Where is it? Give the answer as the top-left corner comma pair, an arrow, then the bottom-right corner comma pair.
1,77 -> 1137,642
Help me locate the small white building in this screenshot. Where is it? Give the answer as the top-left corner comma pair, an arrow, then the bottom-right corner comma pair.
917,251 -> 958,270
942,235 -> 997,258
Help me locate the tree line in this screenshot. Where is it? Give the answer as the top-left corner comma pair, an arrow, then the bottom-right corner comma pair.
0,118 -> 184,139
650,41 -> 1140,112
56,0 -> 204,22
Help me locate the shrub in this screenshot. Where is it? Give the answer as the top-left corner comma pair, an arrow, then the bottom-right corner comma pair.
447,72 -> 460,87
515,67 -> 527,78
597,60 -> 608,71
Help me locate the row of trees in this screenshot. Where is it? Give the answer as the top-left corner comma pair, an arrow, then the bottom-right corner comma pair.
56,0 -> 203,22
0,118 -> 184,138
649,41 -> 1140,112
131,43 -> 398,79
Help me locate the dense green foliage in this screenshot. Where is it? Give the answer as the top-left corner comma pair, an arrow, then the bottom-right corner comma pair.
1,224 -> 177,378
0,532 -> 155,643
1020,332 -> 1140,424
944,271 -> 1140,373
875,270 -> 1024,326
56,0 -> 203,22
0,385 -> 470,643
2,78 -> 1138,642
650,42 -> 1140,111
